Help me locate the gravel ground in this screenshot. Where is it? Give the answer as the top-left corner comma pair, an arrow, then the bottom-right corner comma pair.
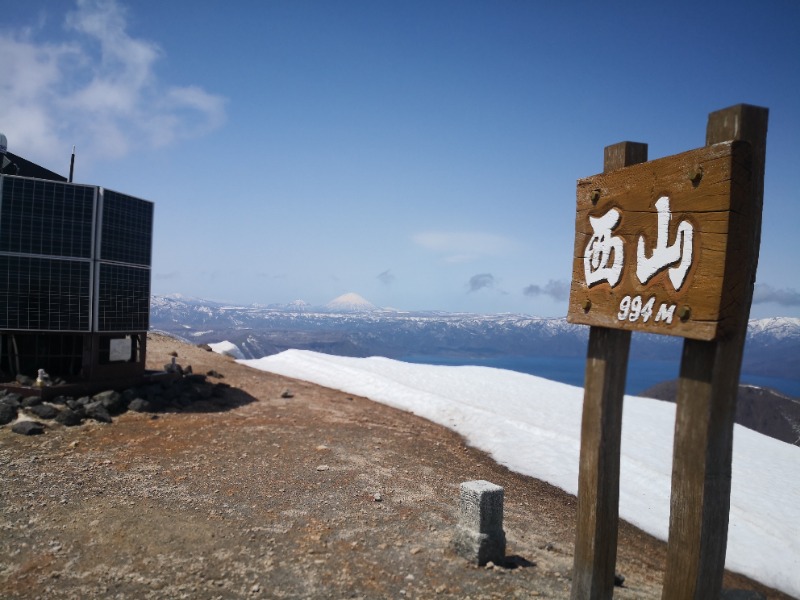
0,333 -> 790,599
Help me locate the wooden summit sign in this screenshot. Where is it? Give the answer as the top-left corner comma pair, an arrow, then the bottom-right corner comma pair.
566,104 -> 768,600
567,141 -> 754,341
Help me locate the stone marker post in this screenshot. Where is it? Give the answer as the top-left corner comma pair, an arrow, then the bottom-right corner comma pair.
452,480 -> 506,565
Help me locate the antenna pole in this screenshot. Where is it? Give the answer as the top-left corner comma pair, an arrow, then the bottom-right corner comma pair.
0,133 -> 7,175
69,146 -> 76,182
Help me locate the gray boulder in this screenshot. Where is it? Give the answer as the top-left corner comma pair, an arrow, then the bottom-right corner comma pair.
21,396 -> 42,408
0,403 -> 17,425
128,398 -> 151,412
94,390 -> 127,415
55,409 -> 83,427
85,402 -> 112,423
12,421 -> 44,435
27,404 -> 59,419
1,393 -> 22,408
15,374 -> 35,386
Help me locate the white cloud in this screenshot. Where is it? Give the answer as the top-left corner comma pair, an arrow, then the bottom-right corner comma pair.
412,231 -> 520,264
0,0 -> 226,168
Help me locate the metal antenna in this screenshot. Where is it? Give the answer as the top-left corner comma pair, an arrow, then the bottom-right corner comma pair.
69,145 -> 76,182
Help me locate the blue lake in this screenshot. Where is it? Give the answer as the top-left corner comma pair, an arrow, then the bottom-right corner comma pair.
400,354 -> 800,398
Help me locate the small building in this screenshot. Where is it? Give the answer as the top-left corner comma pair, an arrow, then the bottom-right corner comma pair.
0,150 -> 153,389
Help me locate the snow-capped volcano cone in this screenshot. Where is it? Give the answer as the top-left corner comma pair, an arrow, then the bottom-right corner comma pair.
324,293 -> 377,312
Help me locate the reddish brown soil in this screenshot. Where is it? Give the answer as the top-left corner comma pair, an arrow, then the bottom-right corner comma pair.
0,333 -> 790,599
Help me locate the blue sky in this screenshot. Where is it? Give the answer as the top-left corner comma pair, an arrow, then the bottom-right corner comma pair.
2,0 -> 799,317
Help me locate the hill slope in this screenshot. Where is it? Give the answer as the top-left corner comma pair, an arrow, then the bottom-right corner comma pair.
641,380 -> 800,446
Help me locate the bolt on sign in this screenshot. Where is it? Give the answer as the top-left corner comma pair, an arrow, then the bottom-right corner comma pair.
567,140 -> 754,341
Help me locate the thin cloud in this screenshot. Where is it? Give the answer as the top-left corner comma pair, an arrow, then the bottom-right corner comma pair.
0,0 -> 226,167
753,284 -> 800,306
154,270 -> 181,280
468,273 -> 495,293
413,231 -> 520,264
377,270 -> 395,285
523,279 -> 570,302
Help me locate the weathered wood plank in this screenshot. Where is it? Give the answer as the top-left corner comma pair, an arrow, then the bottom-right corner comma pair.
567,141 -> 753,341
661,104 -> 768,599
570,141 -> 644,600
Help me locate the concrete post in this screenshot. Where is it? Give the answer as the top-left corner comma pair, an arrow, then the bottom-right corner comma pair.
452,480 -> 506,565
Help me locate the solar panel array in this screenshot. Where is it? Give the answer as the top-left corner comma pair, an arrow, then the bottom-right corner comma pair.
0,177 -> 95,258
0,255 -> 91,331
96,263 -> 151,332
95,188 -> 153,331
99,189 -> 153,266
0,176 -> 153,333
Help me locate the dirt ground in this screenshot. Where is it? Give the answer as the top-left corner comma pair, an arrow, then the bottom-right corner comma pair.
0,333 -> 791,599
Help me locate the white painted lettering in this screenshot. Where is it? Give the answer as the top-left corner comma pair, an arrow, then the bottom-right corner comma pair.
618,296 -> 674,325
636,196 -> 693,290
641,297 -> 655,323
584,209 -> 624,287
618,295 -> 631,321
655,303 -> 676,324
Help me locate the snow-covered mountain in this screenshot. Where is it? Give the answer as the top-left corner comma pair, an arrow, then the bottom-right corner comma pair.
745,316 -> 800,340
150,293 -> 586,359
149,294 -> 800,382
324,292 -> 377,312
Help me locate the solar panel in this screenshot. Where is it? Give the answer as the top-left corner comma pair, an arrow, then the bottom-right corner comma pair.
95,263 -> 151,332
0,176 -> 96,258
1,176 -> 153,335
0,255 -> 91,331
99,189 -> 153,266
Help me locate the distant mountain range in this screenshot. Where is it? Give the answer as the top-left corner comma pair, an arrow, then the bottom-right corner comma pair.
150,293 -> 800,386
641,379 -> 800,446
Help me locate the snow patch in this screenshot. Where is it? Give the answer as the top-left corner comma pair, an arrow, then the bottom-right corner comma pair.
208,341 -> 245,359
240,350 -> 800,598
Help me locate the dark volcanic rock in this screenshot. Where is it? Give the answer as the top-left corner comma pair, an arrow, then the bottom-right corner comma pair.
94,390 -> 127,415
85,402 -> 112,424
15,374 -> 35,386
55,408 -> 83,427
12,421 -> 44,435
21,396 -> 42,408
3,367 -> 241,435
66,398 -> 82,410
0,393 -> 22,408
128,398 -> 151,412
0,403 -> 17,425
26,404 -> 59,419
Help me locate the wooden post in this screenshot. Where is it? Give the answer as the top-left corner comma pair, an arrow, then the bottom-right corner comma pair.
570,141 -> 647,600
661,105 -> 768,599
